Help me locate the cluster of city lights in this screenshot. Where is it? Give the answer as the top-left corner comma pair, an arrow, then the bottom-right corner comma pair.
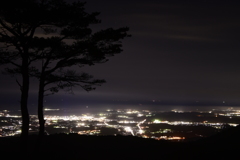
0,108 -> 240,141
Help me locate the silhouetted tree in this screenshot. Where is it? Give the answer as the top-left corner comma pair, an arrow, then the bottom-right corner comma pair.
36,69 -> 106,136
0,0 -> 41,138
0,0 -> 130,137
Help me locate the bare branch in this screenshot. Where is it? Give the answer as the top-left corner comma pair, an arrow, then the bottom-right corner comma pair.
0,19 -> 19,37
15,78 -> 22,91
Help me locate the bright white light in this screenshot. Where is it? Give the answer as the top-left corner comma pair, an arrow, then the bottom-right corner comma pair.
229,123 -> 238,127
125,127 -> 134,136
104,121 -> 109,125
153,119 -> 161,123
77,123 -> 85,126
137,119 -> 146,134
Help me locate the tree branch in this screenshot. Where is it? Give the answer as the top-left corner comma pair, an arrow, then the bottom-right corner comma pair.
0,19 -> 19,37
15,78 -> 22,91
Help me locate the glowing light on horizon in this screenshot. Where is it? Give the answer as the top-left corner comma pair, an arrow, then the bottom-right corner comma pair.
44,108 -> 60,111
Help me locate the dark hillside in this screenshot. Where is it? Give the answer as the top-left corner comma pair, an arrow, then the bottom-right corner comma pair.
0,127 -> 240,160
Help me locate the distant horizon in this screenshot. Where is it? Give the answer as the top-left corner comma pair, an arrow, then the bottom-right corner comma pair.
2,104 -> 240,116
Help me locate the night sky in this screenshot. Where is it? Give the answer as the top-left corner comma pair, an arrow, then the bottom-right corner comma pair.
1,0 -> 240,111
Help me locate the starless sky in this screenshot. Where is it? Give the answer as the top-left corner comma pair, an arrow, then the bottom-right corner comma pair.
1,0 -> 240,110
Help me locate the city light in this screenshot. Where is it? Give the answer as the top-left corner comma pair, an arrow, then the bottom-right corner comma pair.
0,108 -> 240,140
137,119 -> 146,134
124,127 -> 134,136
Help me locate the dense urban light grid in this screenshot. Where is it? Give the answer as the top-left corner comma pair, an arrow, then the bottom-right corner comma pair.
1,107 -> 239,141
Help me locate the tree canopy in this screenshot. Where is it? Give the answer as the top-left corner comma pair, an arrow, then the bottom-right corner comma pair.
0,0 -> 130,137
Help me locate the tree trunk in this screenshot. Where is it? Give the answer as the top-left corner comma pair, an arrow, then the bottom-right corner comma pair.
20,55 -> 30,139
38,75 -> 45,137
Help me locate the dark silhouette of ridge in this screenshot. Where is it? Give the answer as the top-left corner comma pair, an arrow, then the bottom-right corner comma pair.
198,124 -> 240,144
0,126 -> 239,160
170,125 -> 240,160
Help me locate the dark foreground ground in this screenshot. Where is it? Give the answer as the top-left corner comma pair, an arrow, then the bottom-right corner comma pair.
1,126 -> 240,160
